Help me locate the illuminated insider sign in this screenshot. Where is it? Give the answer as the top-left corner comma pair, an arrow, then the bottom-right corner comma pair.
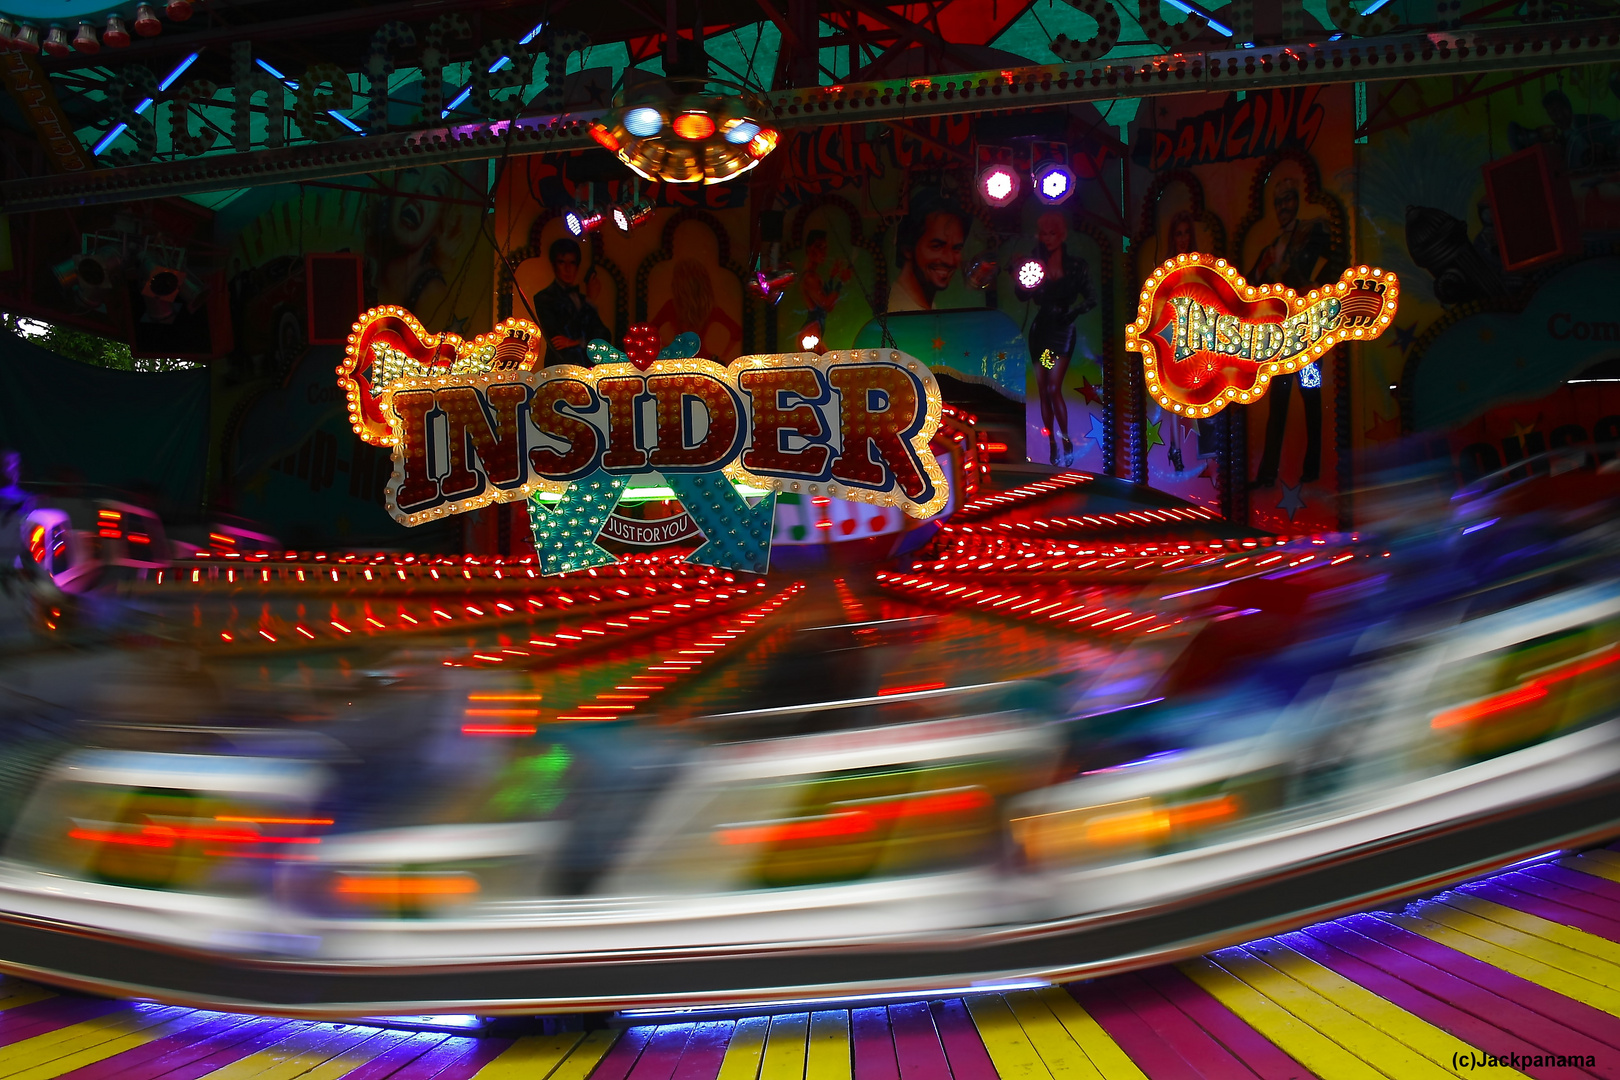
1125,254 -> 1399,418
337,306 -> 947,574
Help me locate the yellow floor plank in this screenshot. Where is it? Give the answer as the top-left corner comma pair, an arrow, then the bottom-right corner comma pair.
1244,941 -> 1528,1080
1445,892 -> 1620,968
289,1028 -> 415,1080
1000,990 -> 1105,1079
715,1015 -> 771,1080
759,1013 -> 809,1080
0,1005 -> 188,1078
190,1022 -> 376,1080
548,1029 -> 622,1080
1381,911 -> 1620,1017
963,993 -> 1056,1080
1034,987 -> 1149,1080
0,982 -> 55,1011
804,1010 -> 850,1080
1415,900 -> 1620,992
5,1007 -> 222,1080
470,1031 -> 585,1079
1213,948 -> 1455,1080
1178,956 -> 1389,1080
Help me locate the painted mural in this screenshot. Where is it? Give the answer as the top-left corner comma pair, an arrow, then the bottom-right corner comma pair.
1358,66 -> 1620,489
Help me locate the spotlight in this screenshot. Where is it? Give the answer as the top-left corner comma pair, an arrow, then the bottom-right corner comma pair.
132,4 -> 161,36
723,119 -> 760,144
101,15 -> 129,47
1012,256 -> 1045,290
798,321 -> 824,353
610,200 -> 654,233
965,255 -> 1000,290
11,24 -> 40,52
1033,159 -> 1075,205
672,112 -> 716,141
42,25 -> 70,55
72,21 -> 99,51
978,163 -> 1019,208
623,107 -> 663,137
747,129 -> 779,159
564,209 -> 604,236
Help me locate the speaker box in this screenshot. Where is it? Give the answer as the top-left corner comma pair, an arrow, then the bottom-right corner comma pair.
1482,142 -> 1580,272
305,253 -> 364,345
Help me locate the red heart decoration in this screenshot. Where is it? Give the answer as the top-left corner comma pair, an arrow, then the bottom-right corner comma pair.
624,323 -> 661,371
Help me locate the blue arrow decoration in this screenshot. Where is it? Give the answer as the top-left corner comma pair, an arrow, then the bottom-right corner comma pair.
526,470 -> 631,576
665,473 -> 776,576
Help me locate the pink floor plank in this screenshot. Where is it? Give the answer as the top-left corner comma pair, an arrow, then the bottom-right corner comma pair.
587,1025 -> 657,1080
669,1020 -> 735,1080
52,1010 -> 264,1080
1068,982 -> 1206,1080
1111,974 -> 1261,1080
1134,966 -> 1319,1080
1278,930 -> 1599,1080
851,1006 -> 900,1080
1458,881 -> 1620,943
1354,913 -> 1620,1051
627,1023 -> 698,1080
927,999 -> 998,1080
887,1001 -> 951,1080
1303,919 -> 1618,1074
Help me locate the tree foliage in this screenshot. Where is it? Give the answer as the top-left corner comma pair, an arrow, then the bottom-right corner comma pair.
0,312 -> 199,372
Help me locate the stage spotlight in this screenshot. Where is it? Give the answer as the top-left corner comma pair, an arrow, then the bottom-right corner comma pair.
672,111 -> 716,141
610,200 -> 654,233
965,255 -> 1000,290
978,162 -> 1020,208
564,209 -> 605,237
623,107 -> 663,137
798,321 -> 824,353
1033,159 -> 1075,205
1012,256 -> 1046,290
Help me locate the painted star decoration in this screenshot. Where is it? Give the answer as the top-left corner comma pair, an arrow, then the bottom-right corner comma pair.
1078,378 -> 1102,405
1277,481 -> 1307,522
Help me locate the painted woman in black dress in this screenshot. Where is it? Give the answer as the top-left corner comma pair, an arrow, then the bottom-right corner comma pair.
1018,212 -> 1095,465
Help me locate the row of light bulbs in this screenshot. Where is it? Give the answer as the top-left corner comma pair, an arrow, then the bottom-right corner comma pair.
0,1 -> 192,54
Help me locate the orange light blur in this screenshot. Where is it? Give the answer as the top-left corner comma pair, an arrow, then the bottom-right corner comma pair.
217,816 -> 334,826
673,112 -> 716,140
1432,643 -> 1620,730
467,693 -> 543,702
334,874 -> 480,898
589,123 -> 621,152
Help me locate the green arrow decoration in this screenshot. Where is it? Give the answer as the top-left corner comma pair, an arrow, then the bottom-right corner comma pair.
526,469 -> 631,576
666,473 -> 776,575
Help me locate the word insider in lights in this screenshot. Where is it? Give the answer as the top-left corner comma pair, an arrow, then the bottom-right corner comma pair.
337,306 -> 947,575
1124,253 -> 1399,418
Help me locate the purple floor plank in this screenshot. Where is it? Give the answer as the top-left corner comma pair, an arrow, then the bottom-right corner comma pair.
1459,880 -> 1620,943
588,1025 -> 656,1080
887,1002 -> 950,1080
1110,974 -> 1261,1080
1303,920 -> 1618,1076
852,1007 -> 899,1080
669,1021 -> 734,1080
627,1024 -> 698,1080
1135,966 -> 1319,1080
1526,864 -> 1620,908
0,995 -> 129,1048
1279,930 -> 1599,1080
136,1018 -> 310,1080
1354,913 -> 1620,1052
928,1000 -> 998,1080
403,1035 -> 515,1080
53,1011 -> 262,1080
1069,982 -> 1205,1080
331,1030 -> 452,1080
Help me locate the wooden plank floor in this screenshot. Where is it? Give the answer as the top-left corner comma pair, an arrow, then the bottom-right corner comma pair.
6,847 -> 1620,1078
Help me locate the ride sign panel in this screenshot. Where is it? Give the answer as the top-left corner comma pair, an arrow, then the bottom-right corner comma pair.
1125,253 -> 1399,418
337,305 -> 947,574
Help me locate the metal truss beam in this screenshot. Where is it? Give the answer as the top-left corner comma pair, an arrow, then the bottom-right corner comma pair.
5,17 -> 1618,213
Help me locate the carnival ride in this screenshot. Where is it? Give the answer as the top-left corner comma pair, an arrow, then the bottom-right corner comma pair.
1,444 -> 1618,1022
